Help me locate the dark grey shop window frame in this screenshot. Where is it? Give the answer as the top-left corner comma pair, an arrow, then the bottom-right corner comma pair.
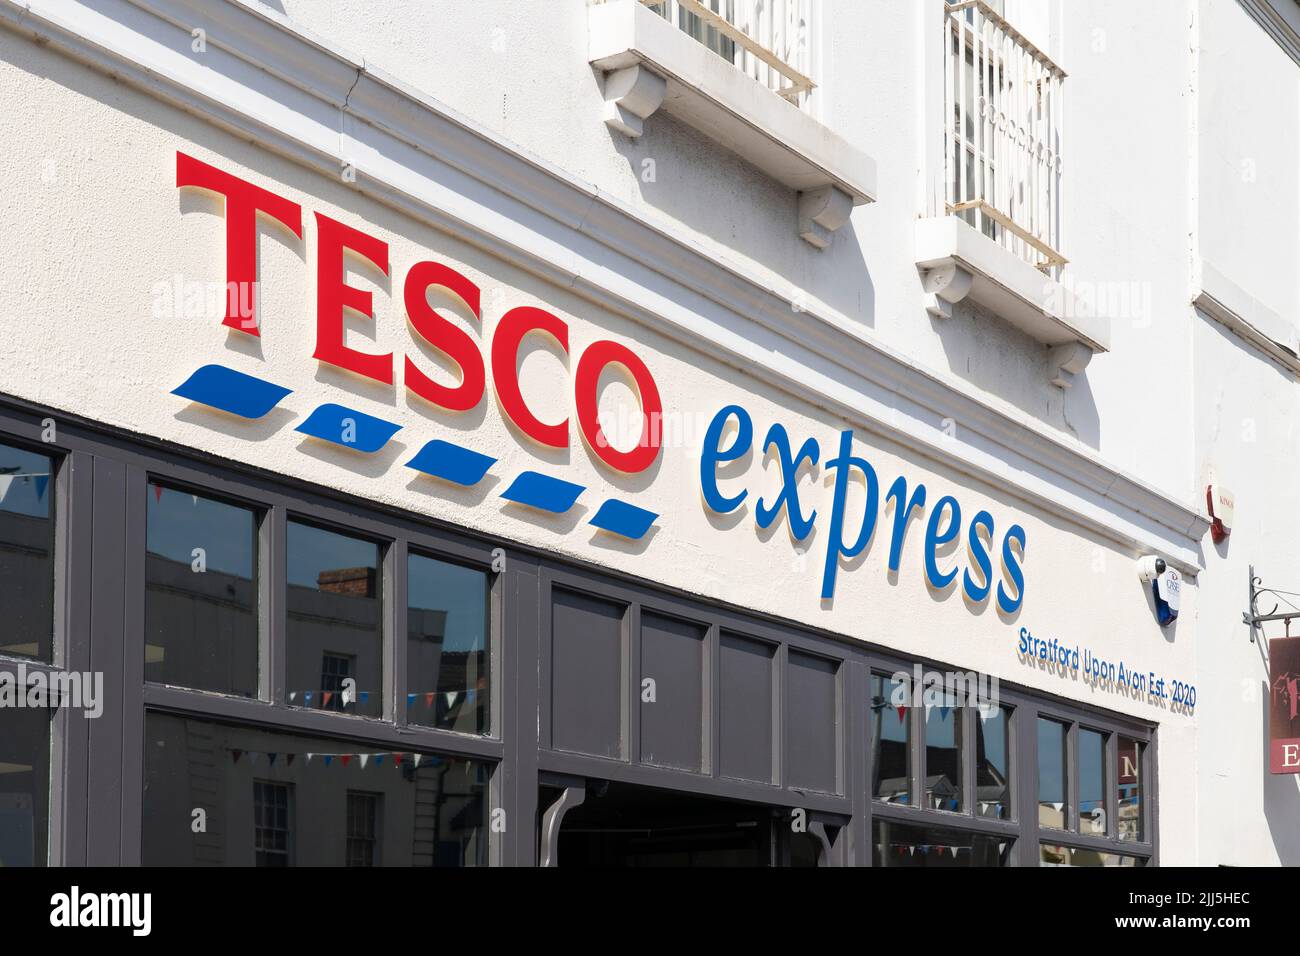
862,645 -> 1156,867
0,395 -> 1158,866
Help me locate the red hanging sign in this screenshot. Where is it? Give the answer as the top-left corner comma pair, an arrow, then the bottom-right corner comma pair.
1269,636 -> 1300,774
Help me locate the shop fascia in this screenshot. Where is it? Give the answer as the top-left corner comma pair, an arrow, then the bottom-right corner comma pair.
173,151 -> 1026,610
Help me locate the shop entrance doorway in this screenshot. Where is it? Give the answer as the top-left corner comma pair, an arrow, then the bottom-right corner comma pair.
538,780 -> 827,867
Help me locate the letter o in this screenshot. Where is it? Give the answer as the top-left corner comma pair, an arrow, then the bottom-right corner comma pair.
575,339 -> 662,474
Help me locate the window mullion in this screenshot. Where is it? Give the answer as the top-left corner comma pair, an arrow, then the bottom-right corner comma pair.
266,505 -> 286,705
389,536 -> 407,727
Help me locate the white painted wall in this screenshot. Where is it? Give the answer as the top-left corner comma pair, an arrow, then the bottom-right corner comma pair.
1192,0 -> 1300,867
0,0 -> 1296,864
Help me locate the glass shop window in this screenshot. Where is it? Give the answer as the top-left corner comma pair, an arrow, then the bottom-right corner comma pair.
871,673 -> 912,805
0,705 -> 51,867
1037,717 -> 1068,829
975,704 -> 1011,820
924,696 -> 962,812
1118,736 -> 1144,842
407,552 -> 489,735
873,820 -> 1014,867
0,441 -> 55,663
286,521 -> 382,718
1039,844 -> 1144,867
142,712 -> 488,866
146,482 -> 258,696
1078,727 -> 1107,836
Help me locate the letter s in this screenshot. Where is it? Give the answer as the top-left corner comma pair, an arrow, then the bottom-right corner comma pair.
997,524 -> 1026,614
403,261 -> 485,412
962,510 -> 994,603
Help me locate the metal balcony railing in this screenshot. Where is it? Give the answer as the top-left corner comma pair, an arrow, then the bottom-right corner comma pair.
639,0 -> 815,105
944,0 -> 1066,275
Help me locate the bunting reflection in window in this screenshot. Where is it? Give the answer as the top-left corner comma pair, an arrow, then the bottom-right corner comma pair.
286,521 -> 382,718
870,673 -> 911,805
142,713 -> 488,866
975,704 -> 1011,819
0,442 -> 54,662
407,552 -> 489,735
873,821 -> 1013,867
924,697 -> 962,812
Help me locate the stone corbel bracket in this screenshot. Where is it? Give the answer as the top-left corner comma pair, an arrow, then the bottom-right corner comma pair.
589,0 -> 877,249
798,185 -> 855,249
920,261 -> 974,319
601,63 -> 667,138
915,216 -> 1109,389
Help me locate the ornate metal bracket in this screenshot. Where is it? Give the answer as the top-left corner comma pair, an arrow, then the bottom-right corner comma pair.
1243,564 -> 1300,644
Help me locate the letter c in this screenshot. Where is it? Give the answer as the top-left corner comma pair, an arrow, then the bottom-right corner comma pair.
491,306 -> 569,448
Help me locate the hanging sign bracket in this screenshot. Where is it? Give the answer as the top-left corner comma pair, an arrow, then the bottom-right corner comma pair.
1243,564 -> 1300,643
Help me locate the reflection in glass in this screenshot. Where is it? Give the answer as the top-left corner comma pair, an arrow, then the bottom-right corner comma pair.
871,674 -> 911,804
0,706 -> 50,866
975,704 -> 1011,819
407,553 -> 489,735
286,522 -> 382,718
924,698 -> 962,812
146,484 -> 258,696
1079,728 -> 1106,835
142,712 -> 488,866
1040,843 -> 1143,867
1037,717 -> 1068,828
1118,736 -> 1144,842
873,820 -> 1013,867
0,442 -> 54,662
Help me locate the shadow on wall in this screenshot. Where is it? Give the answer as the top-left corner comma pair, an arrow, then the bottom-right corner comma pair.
929,296 -> 1102,450
607,104 -> 876,335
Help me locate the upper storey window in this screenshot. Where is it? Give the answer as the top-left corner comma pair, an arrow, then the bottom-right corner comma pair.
590,0 -> 876,248
944,0 -> 1066,277
646,0 -> 815,107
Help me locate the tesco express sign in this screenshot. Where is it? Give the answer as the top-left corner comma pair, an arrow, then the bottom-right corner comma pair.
173,151 -> 1025,610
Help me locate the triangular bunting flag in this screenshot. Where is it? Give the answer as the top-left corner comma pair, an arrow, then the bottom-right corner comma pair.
33,474 -> 48,501
412,754 -> 422,768
896,705 -> 908,724
267,753 -> 278,766
425,692 -> 436,708
289,692 -> 297,702
359,692 -> 370,704
152,483 -> 163,503
393,753 -> 404,768
323,755 -> 333,767
374,754 -> 385,767
231,749 -> 243,763
306,753 -> 315,765
0,475 -> 15,501
341,754 -> 352,767
445,691 -> 458,709
359,754 -> 369,768
322,691 -> 333,708
407,693 -> 417,707
286,754 -> 296,766
303,692 -> 313,706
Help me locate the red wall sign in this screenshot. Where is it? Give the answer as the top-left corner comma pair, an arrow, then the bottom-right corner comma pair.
1270,636 -> 1300,774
